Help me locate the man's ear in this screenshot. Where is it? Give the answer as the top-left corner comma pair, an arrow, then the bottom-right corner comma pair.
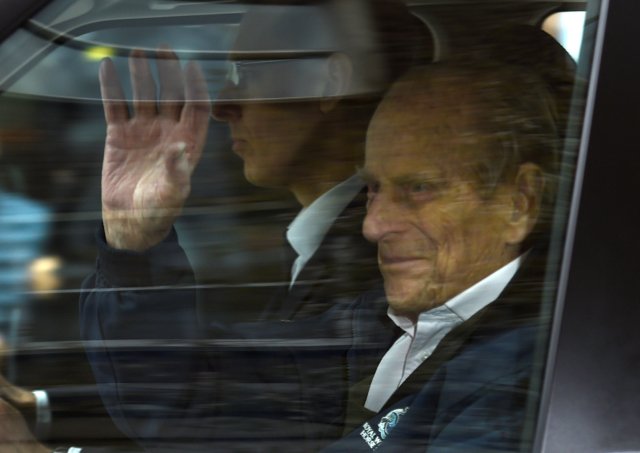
504,162 -> 545,245
319,53 -> 353,113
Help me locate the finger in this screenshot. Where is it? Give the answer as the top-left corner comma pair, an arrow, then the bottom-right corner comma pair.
181,61 -> 211,168
129,49 -> 158,118
156,46 -> 185,120
99,58 -> 129,124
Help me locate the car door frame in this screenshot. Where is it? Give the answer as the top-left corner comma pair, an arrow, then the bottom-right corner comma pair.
534,0 -> 640,451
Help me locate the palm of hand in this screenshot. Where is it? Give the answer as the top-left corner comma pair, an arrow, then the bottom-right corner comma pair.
99,49 -> 210,251
102,118 -> 193,250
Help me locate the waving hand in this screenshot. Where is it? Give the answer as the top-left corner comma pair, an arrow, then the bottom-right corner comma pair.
100,48 -> 211,251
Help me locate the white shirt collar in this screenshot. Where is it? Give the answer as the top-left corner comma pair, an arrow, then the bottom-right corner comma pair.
364,255 -> 524,412
388,254 -> 524,335
286,174 -> 364,284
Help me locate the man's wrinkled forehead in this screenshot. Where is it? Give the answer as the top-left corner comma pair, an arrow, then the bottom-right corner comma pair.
230,4 -> 342,58
369,78 -> 480,148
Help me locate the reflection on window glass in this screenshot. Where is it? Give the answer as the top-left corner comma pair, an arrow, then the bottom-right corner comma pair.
6,23 -> 238,100
0,0 -> 596,452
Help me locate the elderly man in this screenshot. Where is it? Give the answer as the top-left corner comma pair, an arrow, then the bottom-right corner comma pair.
322,62 -> 561,451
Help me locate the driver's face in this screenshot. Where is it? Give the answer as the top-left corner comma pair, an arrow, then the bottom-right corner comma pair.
211,11 -> 330,190
212,94 -> 326,189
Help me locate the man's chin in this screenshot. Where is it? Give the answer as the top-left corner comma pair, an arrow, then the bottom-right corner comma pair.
384,282 -> 420,315
243,166 -> 277,188
384,279 -> 441,316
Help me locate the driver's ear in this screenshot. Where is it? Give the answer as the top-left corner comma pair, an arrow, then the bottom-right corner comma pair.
504,162 -> 545,245
320,53 -> 353,113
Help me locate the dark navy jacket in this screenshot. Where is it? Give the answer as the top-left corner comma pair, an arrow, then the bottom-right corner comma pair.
79,192 -> 381,452
323,249 -> 551,452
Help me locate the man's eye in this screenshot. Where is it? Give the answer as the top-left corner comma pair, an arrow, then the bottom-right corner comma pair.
407,181 -> 437,194
409,182 -> 431,193
404,181 -> 438,201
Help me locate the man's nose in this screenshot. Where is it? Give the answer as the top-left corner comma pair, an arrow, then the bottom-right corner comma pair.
211,83 -> 242,122
363,192 -> 405,243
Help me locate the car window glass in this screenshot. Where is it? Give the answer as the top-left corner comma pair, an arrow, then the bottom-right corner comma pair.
0,0 -> 600,451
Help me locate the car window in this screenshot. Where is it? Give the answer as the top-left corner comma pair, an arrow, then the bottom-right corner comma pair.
0,0 -> 599,451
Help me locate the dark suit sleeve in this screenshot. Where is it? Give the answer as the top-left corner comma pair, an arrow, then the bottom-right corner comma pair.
78,226 -> 355,451
44,385 -> 137,447
79,227 -> 218,451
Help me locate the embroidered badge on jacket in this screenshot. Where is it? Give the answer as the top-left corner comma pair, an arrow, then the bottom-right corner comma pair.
377,407 -> 409,440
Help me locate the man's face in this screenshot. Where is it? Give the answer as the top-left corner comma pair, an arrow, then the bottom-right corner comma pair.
362,100 -> 520,317
211,10 -> 331,190
213,93 -> 326,189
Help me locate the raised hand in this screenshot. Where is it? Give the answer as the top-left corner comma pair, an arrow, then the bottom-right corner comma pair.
100,47 -> 211,251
